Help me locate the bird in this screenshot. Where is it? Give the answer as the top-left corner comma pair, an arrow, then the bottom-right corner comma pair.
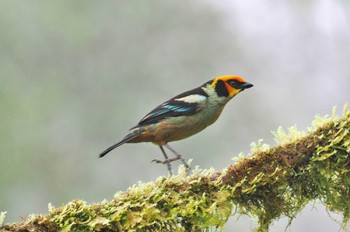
99,75 -> 253,174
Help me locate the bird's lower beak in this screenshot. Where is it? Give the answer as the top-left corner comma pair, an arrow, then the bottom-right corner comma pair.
241,82 -> 253,90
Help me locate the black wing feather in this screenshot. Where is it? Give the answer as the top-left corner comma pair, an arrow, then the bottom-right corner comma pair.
135,86 -> 208,127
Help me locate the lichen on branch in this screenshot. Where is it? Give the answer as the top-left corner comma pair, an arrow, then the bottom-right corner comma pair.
1,105 -> 349,232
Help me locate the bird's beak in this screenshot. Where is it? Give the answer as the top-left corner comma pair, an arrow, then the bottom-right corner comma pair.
241,82 -> 253,90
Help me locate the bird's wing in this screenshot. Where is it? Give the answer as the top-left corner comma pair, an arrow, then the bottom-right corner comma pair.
132,87 -> 208,128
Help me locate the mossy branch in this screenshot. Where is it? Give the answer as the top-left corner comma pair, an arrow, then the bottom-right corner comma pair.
1,106 -> 349,232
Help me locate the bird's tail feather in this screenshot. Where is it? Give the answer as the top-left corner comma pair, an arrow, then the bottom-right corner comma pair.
99,130 -> 142,158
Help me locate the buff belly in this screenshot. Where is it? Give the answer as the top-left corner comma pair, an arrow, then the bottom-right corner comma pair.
128,105 -> 225,145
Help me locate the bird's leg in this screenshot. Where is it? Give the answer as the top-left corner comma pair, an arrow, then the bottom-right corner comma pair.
164,144 -> 190,170
152,145 -> 190,174
152,146 -> 173,175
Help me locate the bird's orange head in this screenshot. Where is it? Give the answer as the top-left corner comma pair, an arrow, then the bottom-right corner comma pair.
208,75 -> 253,98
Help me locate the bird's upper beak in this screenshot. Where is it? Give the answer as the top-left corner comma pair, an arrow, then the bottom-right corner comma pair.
241,82 -> 253,90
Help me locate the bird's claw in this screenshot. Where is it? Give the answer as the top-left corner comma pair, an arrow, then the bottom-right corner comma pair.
152,156 -> 180,164
152,156 -> 190,171
152,159 -> 164,164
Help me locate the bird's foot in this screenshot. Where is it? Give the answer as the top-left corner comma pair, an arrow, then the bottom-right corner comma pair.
152,156 -> 182,164
157,145 -> 191,176
152,154 -> 190,174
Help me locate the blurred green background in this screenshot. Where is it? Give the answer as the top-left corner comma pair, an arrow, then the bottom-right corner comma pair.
1,1 -> 349,231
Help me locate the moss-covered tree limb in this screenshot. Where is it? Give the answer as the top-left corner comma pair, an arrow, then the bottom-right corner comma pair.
1,106 -> 349,232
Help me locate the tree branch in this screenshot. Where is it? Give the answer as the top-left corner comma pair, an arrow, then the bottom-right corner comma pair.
1,106 -> 349,232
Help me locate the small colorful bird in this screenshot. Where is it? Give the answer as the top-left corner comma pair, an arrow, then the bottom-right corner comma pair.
99,75 -> 253,174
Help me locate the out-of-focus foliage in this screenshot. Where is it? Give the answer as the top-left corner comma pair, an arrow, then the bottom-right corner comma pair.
0,1 -> 349,231
0,0 -> 240,222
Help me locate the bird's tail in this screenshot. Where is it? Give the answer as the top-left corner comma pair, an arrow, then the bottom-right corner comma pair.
98,129 -> 142,158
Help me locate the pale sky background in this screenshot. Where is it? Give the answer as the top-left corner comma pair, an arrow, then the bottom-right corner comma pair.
0,1 -> 349,231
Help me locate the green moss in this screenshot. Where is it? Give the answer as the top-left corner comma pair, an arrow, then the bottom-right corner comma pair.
1,105 -> 349,232
0,212 -> 6,226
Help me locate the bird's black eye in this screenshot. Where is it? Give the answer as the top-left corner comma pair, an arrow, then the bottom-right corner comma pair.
227,79 -> 242,89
